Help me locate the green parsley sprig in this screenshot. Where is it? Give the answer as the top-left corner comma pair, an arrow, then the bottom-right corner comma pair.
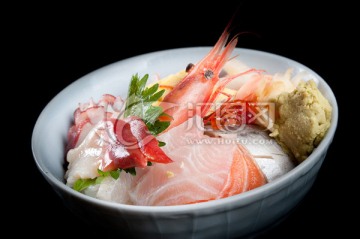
124,74 -> 171,136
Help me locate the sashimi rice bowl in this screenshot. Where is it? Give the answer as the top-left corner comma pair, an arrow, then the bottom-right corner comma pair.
32,27 -> 338,238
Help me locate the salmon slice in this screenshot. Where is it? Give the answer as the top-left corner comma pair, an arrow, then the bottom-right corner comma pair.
218,145 -> 267,199
103,115 -> 266,206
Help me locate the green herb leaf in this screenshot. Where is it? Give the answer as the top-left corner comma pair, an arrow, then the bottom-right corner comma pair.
110,170 -> 121,180
124,74 -> 171,136
137,74 -> 149,95
97,169 -> 107,177
144,106 -> 163,125
158,141 -> 166,147
73,178 -> 96,192
97,169 -> 121,179
95,176 -> 105,184
142,83 -> 159,98
148,120 -> 171,136
73,169 -> 122,192
125,74 -> 145,118
123,167 -> 136,176
148,89 -> 165,102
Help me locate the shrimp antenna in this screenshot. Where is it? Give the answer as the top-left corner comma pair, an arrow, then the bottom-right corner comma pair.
231,31 -> 262,44
224,2 -> 245,36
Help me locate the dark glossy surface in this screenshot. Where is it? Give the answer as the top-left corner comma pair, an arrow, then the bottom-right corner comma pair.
18,1 -> 349,238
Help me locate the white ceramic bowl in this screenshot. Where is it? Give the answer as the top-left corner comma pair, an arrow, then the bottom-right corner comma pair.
32,48 -> 338,238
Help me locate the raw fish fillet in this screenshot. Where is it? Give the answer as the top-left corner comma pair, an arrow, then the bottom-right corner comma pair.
90,116 -> 267,206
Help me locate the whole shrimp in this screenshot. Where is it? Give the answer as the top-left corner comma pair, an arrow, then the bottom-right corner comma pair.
160,26 -> 256,131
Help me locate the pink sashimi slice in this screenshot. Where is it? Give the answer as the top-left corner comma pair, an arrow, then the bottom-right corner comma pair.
106,116 -> 266,206
66,95 -> 124,151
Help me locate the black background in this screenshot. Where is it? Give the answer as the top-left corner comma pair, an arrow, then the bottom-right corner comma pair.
15,1 -> 353,238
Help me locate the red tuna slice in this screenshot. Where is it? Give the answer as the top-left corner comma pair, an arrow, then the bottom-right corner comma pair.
125,117 -> 174,164
101,117 -> 172,171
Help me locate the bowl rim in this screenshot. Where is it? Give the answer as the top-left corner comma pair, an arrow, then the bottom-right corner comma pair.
32,47 -> 338,214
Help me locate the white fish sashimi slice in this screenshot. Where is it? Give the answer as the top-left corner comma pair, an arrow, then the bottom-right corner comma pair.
129,144 -> 235,206
95,116 -> 266,206
65,121 -> 115,186
236,125 -> 295,182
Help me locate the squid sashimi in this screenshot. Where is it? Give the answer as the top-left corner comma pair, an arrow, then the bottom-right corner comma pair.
66,94 -> 123,151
